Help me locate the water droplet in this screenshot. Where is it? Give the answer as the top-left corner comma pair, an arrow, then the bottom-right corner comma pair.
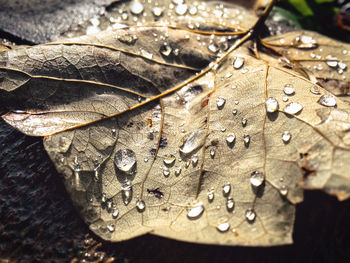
226,198 -> 235,211
163,154 -> 176,166
141,49 -> 153,59
310,86 -> 321,95
130,1 -> 144,15
283,96 -> 289,102
232,109 -> 238,115
338,62 -> 347,70
144,158 -> 149,163
222,183 -> 231,196
114,149 -> 136,173
180,130 -> 206,155
265,97 -> 279,113
241,118 -> 247,127
208,43 -> 219,53
217,222 -> 230,232
226,134 -> 236,144
282,131 -> 291,143
101,193 -> 107,203
233,56 -> 245,69
111,128 -> 117,136
136,199 -> 146,212
175,4 -> 188,15
318,93 -> 337,107
245,209 -> 256,222
160,43 -> 172,56
107,224 -> 115,232
163,169 -> 170,177
293,35 -> 317,49
243,135 -> 250,146
175,167 -> 182,176
152,7 -> 164,17
250,171 -> 264,187
121,182 -> 132,205
284,102 -> 303,115
187,202 -> 204,219
210,149 -> 216,158
225,72 -> 233,79
112,209 -> 119,219
191,156 -> 199,166
283,84 -> 295,95
189,6 -> 198,15
106,199 -> 113,210
216,97 -> 226,109
208,190 -> 214,202
326,60 -> 338,68
280,185 -> 288,196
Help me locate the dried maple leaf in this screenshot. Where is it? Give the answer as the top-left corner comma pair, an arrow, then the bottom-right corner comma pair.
1,0 -> 350,246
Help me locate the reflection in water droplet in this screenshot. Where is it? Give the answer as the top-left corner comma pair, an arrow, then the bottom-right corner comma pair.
121,182 -> 132,205
112,209 -> 119,219
233,56 -> 245,69
175,167 -> 182,176
245,209 -> 256,222
265,97 -> 279,113
226,134 -> 236,144
107,224 -> 115,232
208,190 -> 214,202
164,154 -> 176,166
160,43 -> 172,56
216,97 -> 226,109
226,198 -> 235,211
130,1 -> 144,15
187,202 -> 204,219
284,102 -> 303,115
136,200 -> 146,212
114,149 -> 136,173
318,94 -> 337,107
284,84 -> 295,95
180,130 -> 206,155
217,222 -> 230,232
222,183 -> 231,196
282,131 -> 291,143
250,171 -> 264,187
280,185 -> 288,196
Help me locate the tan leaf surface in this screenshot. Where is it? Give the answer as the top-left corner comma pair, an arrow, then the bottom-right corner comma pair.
1,0 -> 350,246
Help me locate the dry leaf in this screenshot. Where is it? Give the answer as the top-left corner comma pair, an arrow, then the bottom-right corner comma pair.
1,0 -> 350,246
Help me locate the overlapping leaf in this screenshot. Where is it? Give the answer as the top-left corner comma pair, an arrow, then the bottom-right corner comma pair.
1,0 -> 350,246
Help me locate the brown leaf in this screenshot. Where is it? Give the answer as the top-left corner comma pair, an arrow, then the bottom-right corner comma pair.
1,0 -> 350,246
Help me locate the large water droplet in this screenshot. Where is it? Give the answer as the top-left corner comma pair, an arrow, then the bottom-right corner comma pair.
265,97 -> 279,113
222,183 -> 231,196
216,97 -> 226,109
136,199 -> 146,212
326,60 -> 338,68
284,102 -> 303,115
217,222 -> 230,232
250,171 -> 264,187
233,56 -> 245,69
187,202 -> 204,219
318,93 -> 337,107
226,134 -> 236,144
163,154 -> 176,166
226,198 -> 235,211
245,209 -> 256,222
282,131 -> 291,143
121,182 -> 132,205
293,35 -> 317,49
114,149 -> 136,173
180,130 -> 206,155
283,84 -> 295,95
130,1 -> 144,15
